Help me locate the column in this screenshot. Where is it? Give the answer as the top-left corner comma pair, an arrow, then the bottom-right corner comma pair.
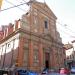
17,36 -> 24,66
29,40 -> 34,70
39,42 -> 43,71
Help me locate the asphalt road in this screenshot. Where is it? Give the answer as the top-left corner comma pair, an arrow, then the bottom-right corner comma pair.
70,74 -> 75,75
49,73 -> 75,75
40,73 -> 75,75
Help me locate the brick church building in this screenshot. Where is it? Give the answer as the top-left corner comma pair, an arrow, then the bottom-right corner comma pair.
0,0 -> 66,72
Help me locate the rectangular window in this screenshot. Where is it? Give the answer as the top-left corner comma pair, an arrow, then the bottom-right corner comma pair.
45,21 -> 48,29
14,38 -> 19,49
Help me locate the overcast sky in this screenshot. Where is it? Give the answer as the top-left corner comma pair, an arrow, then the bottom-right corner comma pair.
0,0 -> 75,44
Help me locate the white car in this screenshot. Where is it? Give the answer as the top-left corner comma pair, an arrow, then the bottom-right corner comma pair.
71,67 -> 75,74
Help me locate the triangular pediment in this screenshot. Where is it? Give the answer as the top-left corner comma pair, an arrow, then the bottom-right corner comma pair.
32,1 -> 57,19
44,3 -> 57,19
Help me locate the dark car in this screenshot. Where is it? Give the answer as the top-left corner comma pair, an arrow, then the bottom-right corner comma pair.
16,69 -> 38,75
42,68 -> 48,74
0,70 -> 8,75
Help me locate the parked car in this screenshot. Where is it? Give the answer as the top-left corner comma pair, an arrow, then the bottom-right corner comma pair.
70,66 -> 75,74
16,69 -> 38,75
59,68 -> 70,75
0,70 -> 8,75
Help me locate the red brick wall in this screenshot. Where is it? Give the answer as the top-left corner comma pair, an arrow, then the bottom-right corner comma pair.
0,31 -> 4,40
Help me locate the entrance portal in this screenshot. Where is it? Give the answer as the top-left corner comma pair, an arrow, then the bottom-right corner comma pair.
45,53 -> 49,69
45,60 -> 49,68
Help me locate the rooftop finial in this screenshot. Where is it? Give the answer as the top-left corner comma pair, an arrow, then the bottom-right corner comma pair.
27,0 -> 36,5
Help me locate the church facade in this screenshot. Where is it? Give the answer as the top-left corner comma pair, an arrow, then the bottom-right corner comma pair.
0,0 -> 66,72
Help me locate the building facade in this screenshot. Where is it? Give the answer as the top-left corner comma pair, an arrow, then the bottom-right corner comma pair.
0,0 -> 66,72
